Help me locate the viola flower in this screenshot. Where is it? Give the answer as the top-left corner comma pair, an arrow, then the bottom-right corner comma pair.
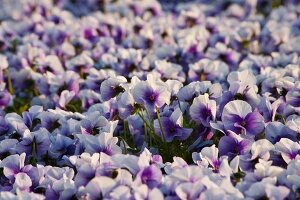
117,48 -> 142,73
286,81 -> 300,107
275,138 -> 300,164
154,60 -> 186,82
188,59 -> 229,82
154,108 -> 192,142
221,100 -> 265,135
0,55 -> 8,73
5,113 -> 29,136
193,145 -> 226,173
78,111 -> 108,135
85,69 -> 116,91
190,93 -> 217,127
79,176 -> 116,200
175,180 -> 205,200
48,134 -> 75,159
265,185 -> 290,200
35,55 -> 64,75
135,165 -> 162,189
37,111 -> 60,131
57,90 -> 76,109
12,172 -> 32,192
286,116 -> 300,133
206,42 -> 241,67
16,128 -> 51,159
0,88 -> 11,108
192,145 -> 238,176
0,139 -> 18,159
0,115 -> 11,137
265,122 -> 297,143
132,74 -> 171,114
45,173 -> 76,200
0,153 -> 39,188
65,53 -> 94,76
218,131 -> 252,159
100,76 -> 127,102
47,70 -> 81,96
250,139 -> 274,161
79,89 -> 102,109
117,90 -> 135,120
227,70 -> 260,107
77,132 -> 122,156
286,157 -> 300,192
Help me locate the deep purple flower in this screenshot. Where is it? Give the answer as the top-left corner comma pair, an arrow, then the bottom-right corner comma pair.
154,108 -> 192,142
218,132 -> 252,159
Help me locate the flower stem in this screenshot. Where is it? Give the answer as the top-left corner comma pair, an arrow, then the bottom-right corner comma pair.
138,111 -> 151,130
156,108 -> 166,144
123,120 -> 128,142
119,136 -> 128,154
138,110 -> 155,146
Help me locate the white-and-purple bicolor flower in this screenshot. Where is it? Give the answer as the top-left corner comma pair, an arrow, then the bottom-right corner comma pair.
218,131 -> 252,159
275,138 -> 300,164
222,100 -> 265,135
100,76 -> 127,102
190,93 -> 217,127
132,75 -> 171,114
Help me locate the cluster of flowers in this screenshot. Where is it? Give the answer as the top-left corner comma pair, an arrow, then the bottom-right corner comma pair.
0,0 -> 299,199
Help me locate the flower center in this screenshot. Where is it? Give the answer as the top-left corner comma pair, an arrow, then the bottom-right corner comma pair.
170,127 -> 175,133
206,109 -> 211,116
199,71 -> 206,81
149,94 -> 155,102
241,120 -> 247,127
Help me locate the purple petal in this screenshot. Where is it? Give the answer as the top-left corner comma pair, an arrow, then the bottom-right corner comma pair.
244,111 -> 265,135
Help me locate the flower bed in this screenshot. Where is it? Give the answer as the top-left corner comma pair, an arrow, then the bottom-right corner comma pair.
0,0 -> 299,199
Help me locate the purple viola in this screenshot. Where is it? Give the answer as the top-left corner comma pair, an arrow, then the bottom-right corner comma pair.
0,153 -> 39,190
154,108 -> 192,142
221,100 -> 265,135
275,138 -> 300,164
132,75 -> 171,114
286,81 -> 300,107
190,93 -> 217,127
218,131 -> 252,159
16,128 -> 50,159
135,164 -> 162,189
100,76 -> 127,102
